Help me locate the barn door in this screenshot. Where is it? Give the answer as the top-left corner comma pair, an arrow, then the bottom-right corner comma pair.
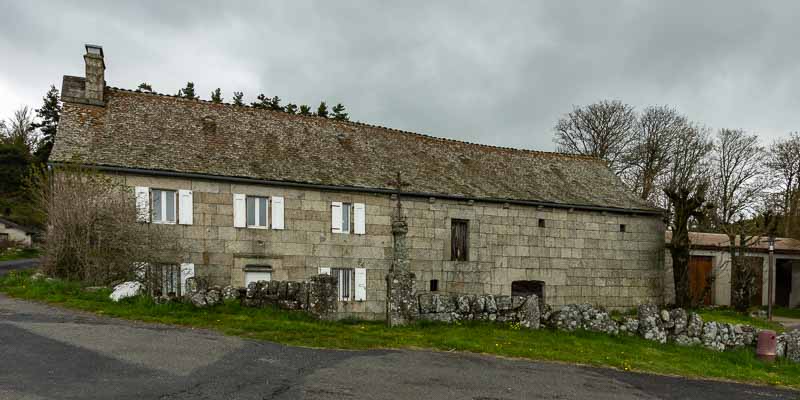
689,256 -> 713,305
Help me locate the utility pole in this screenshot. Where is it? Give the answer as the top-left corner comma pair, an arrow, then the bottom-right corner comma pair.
767,235 -> 775,321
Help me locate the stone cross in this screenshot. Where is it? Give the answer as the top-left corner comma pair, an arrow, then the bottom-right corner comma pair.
387,172 -> 410,220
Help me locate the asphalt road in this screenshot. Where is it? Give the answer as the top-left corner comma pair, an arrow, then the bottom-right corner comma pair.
0,295 -> 798,399
0,258 -> 40,275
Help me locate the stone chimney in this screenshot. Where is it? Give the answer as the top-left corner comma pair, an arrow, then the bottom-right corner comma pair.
83,44 -> 105,104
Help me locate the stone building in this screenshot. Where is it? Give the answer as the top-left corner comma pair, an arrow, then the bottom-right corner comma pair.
664,232 -> 800,308
51,45 -> 666,318
0,217 -> 36,247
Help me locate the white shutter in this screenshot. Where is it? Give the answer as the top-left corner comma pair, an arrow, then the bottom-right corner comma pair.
319,267 -> 331,275
331,202 -> 343,233
135,186 -> 150,222
353,203 -> 366,235
354,268 -> 367,301
271,196 -> 285,230
180,263 -> 195,296
178,189 -> 193,225
233,193 -> 246,228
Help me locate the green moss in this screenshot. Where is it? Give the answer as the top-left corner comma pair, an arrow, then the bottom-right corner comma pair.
2,270 -> 799,389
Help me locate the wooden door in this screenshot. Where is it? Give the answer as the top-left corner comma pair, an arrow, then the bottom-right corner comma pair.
689,256 -> 713,305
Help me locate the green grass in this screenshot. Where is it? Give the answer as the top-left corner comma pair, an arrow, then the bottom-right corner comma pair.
0,247 -> 39,262
773,307 -> 800,320
696,309 -> 785,332
1,271 -> 799,389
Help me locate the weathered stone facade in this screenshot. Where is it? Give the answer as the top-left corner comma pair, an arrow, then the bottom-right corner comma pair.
53,45 -> 668,320
107,172 -> 665,319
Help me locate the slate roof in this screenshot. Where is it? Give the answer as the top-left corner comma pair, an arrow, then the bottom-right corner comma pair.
51,86 -> 658,213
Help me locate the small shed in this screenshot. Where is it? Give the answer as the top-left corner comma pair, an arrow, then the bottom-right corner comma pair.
0,217 -> 37,247
665,232 -> 800,308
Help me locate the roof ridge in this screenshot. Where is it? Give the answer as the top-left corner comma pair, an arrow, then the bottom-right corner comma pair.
107,86 -> 601,161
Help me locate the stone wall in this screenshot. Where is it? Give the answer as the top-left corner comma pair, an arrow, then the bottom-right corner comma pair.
417,293 -> 540,328
115,172 -> 666,319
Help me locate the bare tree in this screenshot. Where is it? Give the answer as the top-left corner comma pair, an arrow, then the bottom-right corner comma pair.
709,129 -> 768,228
624,106 -> 690,203
766,133 -> 800,237
554,100 -> 637,173
664,124 -> 713,308
1,106 -> 39,152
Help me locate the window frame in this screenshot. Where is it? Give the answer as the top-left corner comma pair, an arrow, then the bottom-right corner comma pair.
151,189 -> 177,225
246,195 -> 270,229
332,267 -> 354,301
450,219 -> 469,261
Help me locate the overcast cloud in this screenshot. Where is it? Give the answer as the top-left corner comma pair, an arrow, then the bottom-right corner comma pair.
1,1 -> 799,150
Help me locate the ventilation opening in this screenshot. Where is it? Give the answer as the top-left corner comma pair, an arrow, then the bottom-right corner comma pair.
512,280 -> 545,304
620,224 -> 626,232
538,219 -> 546,228
430,279 -> 439,292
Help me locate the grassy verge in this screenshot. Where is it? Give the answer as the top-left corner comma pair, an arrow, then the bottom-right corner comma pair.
1,270 -> 799,389
0,247 -> 39,262
696,309 -> 785,332
773,307 -> 800,320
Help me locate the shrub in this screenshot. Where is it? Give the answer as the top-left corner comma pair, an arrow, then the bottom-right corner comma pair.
29,164 -> 182,285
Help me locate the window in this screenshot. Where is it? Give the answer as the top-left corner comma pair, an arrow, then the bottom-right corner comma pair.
331,202 -> 365,234
341,203 -> 352,233
246,196 -> 269,228
430,279 -> 439,292
0,233 -> 8,242
620,224 -> 626,232
245,270 -> 272,285
451,219 -> 469,261
332,268 -> 354,301
538,219 -> 546,228
151,189 -> 177,224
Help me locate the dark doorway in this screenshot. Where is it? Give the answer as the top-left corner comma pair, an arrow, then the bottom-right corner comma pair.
512,280 -> 545,304
776,259 -> 793,308
688,256 -> 713,305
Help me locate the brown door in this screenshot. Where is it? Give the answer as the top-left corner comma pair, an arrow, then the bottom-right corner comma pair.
689,256 -> 713,305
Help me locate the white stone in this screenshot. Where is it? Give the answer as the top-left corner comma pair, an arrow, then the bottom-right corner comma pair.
110,281 -> 143,302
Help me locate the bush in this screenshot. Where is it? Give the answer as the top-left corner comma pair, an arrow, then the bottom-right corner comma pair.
29,164 -> 182,285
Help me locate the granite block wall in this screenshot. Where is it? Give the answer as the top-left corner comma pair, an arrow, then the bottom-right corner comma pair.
116,172 -> 666,319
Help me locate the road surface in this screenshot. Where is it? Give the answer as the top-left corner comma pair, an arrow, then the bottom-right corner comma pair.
0,294 -> 797,399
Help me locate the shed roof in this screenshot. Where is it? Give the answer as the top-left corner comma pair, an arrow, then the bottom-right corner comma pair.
666,231 -> 800,256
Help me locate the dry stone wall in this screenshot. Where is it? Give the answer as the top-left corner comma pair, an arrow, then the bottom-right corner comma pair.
417,293 -> 540,329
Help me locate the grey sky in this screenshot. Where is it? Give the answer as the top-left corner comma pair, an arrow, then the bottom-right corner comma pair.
2,1 -> 799,150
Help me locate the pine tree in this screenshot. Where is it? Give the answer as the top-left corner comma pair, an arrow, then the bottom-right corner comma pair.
299,105 -> 312,116
268,96 -> 282,111
232,92 -> 244,106
32,85 -> 61,164
332,103 -> 348,121
251,94 -> 269,109
137,83 -> 153,92
285,103 -> 298,114
177,82 -> 198,100
210,88 -> 223,103
316,101 -> 329,118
